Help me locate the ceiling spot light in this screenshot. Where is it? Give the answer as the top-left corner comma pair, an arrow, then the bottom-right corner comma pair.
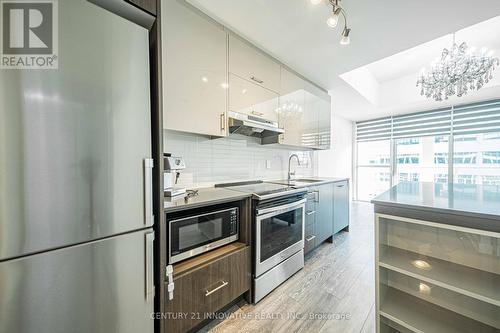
201,76 -> 208,83
340,27 -> 351,45
327,7 -> 341,28
220,83 -> 229,89
310,0 -> 352,46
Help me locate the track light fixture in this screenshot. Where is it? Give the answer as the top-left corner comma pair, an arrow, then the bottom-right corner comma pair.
310,0 -> 351,45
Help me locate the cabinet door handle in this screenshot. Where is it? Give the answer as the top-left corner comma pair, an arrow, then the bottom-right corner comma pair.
205,280 -> 229,296
337,184 -> 345,188
314,190 -> 320,203
145,232 -> 155,302
306,235 -> 316,242
251,110 -> 264,117
220,113 -> 226,131
306,210 -> 316,216
144,158 -> 154,226
250,76 -> 264,84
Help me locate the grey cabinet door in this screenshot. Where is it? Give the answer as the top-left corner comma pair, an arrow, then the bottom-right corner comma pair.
0,230 -> 155,333
315,183 -> 334,244
333,181 -> 350,234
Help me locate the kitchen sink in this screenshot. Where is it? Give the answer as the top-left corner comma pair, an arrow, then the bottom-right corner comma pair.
294,178 -> 324,183
266,178 -> 325,186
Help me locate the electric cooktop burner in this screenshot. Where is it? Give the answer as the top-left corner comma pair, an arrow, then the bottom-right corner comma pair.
216,181 -> 306,200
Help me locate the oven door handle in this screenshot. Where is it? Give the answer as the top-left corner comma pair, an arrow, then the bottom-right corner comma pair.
257,198 -> 307,216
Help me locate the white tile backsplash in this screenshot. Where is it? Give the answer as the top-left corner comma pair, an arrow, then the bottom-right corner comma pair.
164,130 -> 317,188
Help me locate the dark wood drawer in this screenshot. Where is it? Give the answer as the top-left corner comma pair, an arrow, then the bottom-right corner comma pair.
165,246 -> 251,333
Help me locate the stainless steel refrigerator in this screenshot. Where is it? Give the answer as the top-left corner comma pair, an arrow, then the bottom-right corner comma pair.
0,0 -> 155,332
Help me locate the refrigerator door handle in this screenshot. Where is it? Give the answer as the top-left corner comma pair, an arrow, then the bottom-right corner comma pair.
144,158 -> 154,226
145,231 -> 155,301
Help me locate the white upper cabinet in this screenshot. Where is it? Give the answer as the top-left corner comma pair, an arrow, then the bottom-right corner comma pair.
305,81 -> 332,150
276,68 -> 331,150
228,35 -> 281,93
228,73 -> 279,122
278,68 -> 306,147
317,97 -> 332,149
162,0 -> 227,137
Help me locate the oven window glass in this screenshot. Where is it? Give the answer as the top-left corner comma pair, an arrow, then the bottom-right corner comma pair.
260,207 -> 303,262
178,218 -> 223,250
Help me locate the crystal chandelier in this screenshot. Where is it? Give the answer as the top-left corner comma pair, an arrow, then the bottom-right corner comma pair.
417,35 -> 499,101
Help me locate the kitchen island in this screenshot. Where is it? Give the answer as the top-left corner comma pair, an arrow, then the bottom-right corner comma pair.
372,182 -> 500,333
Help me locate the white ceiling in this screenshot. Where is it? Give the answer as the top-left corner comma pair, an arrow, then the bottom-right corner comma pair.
187,0 -> 500,121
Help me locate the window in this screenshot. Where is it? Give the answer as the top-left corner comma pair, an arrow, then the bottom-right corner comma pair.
435,136 -> 449,143
398,138 -> 420,145
434,174 -> 448,183
397,154 -> 420,164
454,135 -> 477,142
457,175 -> 476,184
483,151 -> 500,164
453,132 -> 500,185
453,152 -> 477,164
434,153 -> 448,164
483,176 -> 500,185
396,136 -> 448,184
484,133 -> 500,140
355,100 -> 500,200
399,173 -> 420,182
356,140 -> 391,201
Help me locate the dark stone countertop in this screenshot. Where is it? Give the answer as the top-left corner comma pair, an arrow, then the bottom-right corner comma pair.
372,182 -> 500,222
164,187 -> 251,213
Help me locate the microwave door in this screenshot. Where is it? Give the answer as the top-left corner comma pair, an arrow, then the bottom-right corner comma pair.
168,207 -> 239,264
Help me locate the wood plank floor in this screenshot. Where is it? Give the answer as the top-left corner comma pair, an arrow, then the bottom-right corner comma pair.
199,201 -> 376,333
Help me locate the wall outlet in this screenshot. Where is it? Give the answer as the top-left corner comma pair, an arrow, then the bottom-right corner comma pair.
266,160 -> 271,169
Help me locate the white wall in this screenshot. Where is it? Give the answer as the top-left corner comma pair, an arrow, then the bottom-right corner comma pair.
164,130 -> 317,188
317,113 -> 353,180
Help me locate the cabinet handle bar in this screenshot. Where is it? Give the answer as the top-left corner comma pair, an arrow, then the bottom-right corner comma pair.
205,280 -> 229,296
250,76 -> 264,84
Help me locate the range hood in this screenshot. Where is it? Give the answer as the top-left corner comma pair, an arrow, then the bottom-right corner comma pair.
227,111 -> 284,138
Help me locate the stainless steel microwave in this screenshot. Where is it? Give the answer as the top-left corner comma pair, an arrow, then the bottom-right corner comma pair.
168,207 -> 239,264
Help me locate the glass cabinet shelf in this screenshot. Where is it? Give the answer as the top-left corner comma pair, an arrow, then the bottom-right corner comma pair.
376,213 -> 500,333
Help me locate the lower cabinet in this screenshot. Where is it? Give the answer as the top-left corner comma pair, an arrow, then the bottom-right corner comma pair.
333,180 -> 349,234
315,183 -> 334,243
304,180 -> 350,256
164,245 -> 251,333
304,191 -> 317,254
304,183 -> 334,255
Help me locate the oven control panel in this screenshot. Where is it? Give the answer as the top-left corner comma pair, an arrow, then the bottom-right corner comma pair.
230,208 -> 238,235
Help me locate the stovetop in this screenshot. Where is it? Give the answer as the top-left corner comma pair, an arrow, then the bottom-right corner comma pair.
216,181 -> 306,200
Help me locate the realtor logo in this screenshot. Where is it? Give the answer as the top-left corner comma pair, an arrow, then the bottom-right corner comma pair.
1,0 -> 58,69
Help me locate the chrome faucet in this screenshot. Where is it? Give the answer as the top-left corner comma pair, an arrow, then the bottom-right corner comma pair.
288,154 -> 301,181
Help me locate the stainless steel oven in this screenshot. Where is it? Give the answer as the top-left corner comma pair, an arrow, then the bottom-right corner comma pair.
255,196 -> 306,276
168,206 -> 239,264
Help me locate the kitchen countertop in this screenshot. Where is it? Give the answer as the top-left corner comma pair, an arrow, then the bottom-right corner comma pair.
164,187 -> 251,213
372,181 -> 500,223
268,177 -> 349,188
